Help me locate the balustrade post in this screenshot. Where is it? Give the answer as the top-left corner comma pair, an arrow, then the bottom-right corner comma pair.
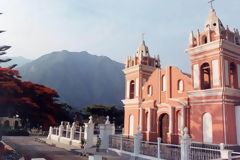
84,116 -> 94,148
99,116 -> 116,150
47,126 -> 53,140
157,137 -> 161,159
70,122 -> 76,140
220,143 -> 232,160
180,127 -> 191,160
58,122 -> 64,142
79,127 -> 82,141
120,134 -> 123,151
66,122 -> 70,138
134,128 -> 142,156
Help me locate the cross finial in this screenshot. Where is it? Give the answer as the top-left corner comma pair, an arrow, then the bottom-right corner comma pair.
208,0 -> 215,10
141,33 -> 145,41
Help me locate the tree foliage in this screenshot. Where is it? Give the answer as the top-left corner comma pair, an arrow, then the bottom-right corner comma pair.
0,17 -> 72,130
82,104 -> 123,126
0,66 -> 72,129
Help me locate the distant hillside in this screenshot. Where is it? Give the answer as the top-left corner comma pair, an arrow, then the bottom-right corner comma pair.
0,56 -> 31,68
18,50 -> 124,109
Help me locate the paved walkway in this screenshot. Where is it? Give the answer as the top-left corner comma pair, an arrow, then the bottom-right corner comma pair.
2,136 -> 88,160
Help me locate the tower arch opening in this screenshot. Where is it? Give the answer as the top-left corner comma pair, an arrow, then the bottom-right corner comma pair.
129,80 -> 135,99
201,63 -> 211,89
229,62 -> 238,88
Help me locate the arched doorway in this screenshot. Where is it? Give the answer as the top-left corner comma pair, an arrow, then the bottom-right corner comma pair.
159,113 -> 169,143
4,120 -> 10,128
129,114 -> 134,136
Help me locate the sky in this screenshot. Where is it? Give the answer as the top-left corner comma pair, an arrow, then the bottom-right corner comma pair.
0,0 -> 240,72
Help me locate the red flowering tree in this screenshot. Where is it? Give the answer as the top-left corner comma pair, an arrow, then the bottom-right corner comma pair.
0,21 -> 71,130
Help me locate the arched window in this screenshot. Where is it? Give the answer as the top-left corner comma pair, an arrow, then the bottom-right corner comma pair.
203,113 -> 213,143
230,62 -> 238,88
162,75 -> 166,91
201,63 -> 211,89
177,80 -> 184,92
202,35 -> 208,44
129,114 -> 134,136
147,85 -> 153,96
129,80 -> 135,99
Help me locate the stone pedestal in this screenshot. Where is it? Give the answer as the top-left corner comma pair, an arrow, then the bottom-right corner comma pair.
180,127 -> 191,160
84,116 -> 95,148
99,116 -> 115,149
134,128 -> 142,156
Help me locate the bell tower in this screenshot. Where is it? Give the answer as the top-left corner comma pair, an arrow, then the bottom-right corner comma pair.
186,8 -> 240,144
123,38 -> 160,136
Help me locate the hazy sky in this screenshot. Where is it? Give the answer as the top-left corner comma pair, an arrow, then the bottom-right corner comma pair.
0,0 -> 240,72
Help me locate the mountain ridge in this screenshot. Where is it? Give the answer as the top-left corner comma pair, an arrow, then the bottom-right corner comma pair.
18,50 -> 125,109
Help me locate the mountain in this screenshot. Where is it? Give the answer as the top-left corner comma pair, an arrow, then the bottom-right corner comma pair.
0,56 -> 31,68
18,50 -> 125,109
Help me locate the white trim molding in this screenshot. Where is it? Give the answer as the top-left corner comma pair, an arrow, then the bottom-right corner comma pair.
122,98 -> 140,105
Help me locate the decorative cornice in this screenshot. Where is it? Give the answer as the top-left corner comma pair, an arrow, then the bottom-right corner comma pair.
123,65 -> 140,74
188,87 -> 240,98
188,88 -> 223,97
123,64 -> 157,74
186,39 -> 221,56
222,40 -> 240,55
122,98 -> 140,105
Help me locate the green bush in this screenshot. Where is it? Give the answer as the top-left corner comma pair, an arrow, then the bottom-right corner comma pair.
0,128 -> 29,136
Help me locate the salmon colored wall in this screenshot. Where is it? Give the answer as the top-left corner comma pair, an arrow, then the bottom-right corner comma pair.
124,107 -> 139,136
225,104 -> 237,144
190,104 -> 224,144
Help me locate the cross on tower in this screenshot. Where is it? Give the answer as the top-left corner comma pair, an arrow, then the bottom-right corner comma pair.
208,0 -> 215,10
141,33 -> 145,41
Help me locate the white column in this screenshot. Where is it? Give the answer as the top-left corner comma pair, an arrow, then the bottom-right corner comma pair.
66,122 -> 70,138
169,107 -> 173,134
225,60 -> 229,85
181,106 -> 185,135
47,126 -> 53,140
157,137 -> 161,159
99,116 -> 116,150
135,78 -> 139,97
70,122 -> 75,140
212,60 -> 220,86
193,64 -> 200,89
220,143 -> 232,160
181,127 -> 191,160
126,80 -> 130,99
134,130 -> 142,156
139,108 -> 143,131
58,122 -> 64,142
84,116 -> 95,148
79,127 -> 82,141
148,109 -> 152,132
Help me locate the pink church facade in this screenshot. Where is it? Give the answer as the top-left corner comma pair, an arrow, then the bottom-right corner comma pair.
122,9 -> 240,145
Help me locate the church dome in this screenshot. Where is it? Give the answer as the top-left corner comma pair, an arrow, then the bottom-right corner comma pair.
204,9 -> 225,35
136,40 -> 150,58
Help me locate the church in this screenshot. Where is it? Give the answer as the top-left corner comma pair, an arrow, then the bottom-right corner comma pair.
122,7 -> 240,145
